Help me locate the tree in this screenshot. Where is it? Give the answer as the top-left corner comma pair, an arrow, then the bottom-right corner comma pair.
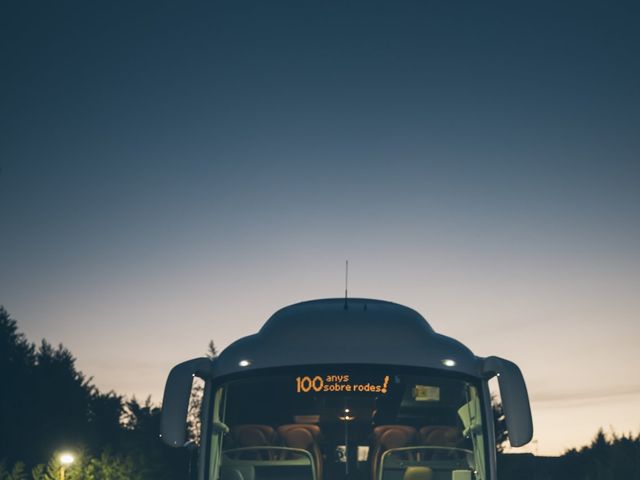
87,391 -> 124,451
186,341 -> 218,443
491,396 -> 508,453
2,305 -> 100,466
206,341 -> 219,359
0,461 -> 27,480
0,306 -> 189,479
84,452 -> 142,480
30,454 -> 71,480
8,463 -> 27,480
0,307 -> 36,465
30,341 -> 94,462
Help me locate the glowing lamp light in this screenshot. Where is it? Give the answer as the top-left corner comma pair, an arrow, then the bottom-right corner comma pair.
441,359 -> 456,367
238,359 -> 251,367
60,453 -> 74,466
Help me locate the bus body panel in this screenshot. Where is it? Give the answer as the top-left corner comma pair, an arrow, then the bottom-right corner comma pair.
213,298 -> 481,379
160,297 -> 532,480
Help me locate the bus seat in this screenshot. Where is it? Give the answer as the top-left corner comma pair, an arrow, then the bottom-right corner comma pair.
371,425 -> 418,480
279,423 -> 322,441
418,426 -> 462,461
231,425 -> 277,459
277,424 -> 323,480
418,426 -> 461,447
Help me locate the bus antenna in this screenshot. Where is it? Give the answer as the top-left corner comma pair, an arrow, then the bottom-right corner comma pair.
344,260 -> 349,309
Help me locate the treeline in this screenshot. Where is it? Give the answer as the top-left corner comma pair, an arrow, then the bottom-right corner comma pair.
499,429 -> 640,479
553,429 -> 640,479
0,306 -> 188,479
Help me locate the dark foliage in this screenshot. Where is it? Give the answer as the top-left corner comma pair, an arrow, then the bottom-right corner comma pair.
0,306 -> 188,479
491,396 -> 508,453
498,430 -> 640,480
550,429 -> 640,480
187,340 -> 218,443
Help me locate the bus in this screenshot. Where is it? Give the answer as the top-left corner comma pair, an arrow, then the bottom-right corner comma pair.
160,298 -> 532,480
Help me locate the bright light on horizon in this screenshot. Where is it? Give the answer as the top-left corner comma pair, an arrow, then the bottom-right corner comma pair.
60,453 -> 74,466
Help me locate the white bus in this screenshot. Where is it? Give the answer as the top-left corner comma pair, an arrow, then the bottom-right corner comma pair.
160,298 -> 532,480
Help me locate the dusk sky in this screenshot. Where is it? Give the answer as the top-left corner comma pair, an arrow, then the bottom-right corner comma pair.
1,1 -> 639,456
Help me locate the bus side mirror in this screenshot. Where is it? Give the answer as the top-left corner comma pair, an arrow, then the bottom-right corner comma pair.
160,357 -> 213,447
482,356 -> 533,447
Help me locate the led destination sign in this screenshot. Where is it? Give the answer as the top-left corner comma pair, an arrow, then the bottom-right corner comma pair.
295,374 -> 390,394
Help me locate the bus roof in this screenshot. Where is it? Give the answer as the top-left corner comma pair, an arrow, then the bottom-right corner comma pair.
212,298 -> 482,378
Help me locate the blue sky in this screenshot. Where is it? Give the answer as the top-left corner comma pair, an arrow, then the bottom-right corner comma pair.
1,0 -> 639,454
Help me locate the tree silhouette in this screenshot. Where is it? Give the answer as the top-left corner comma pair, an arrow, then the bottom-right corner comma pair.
187,341 -> 218,443
0,306 -> 188,479
491,396 -> 508,453
551,429 -> 640,480
0,307 -> 36,465
0,460 -> 27,480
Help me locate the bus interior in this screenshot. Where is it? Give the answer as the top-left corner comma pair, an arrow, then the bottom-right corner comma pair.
215,367 -> 486,480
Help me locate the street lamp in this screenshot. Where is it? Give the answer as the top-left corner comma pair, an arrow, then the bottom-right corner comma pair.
59,453 -> 74,480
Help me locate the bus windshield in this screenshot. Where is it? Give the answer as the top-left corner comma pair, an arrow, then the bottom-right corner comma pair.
211,366 -> 487,480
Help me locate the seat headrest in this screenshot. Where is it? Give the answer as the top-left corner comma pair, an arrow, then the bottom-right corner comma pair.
419,426 -> 461,447
280,427 -> 314,450
380,430 -> 409,450
278,424 -> 322,441
403,467 -> 434,480
373,425 -> 417,441
233,425 -> 275,446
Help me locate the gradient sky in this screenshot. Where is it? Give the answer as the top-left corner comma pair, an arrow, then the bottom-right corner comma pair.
1,0 -> 639,456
